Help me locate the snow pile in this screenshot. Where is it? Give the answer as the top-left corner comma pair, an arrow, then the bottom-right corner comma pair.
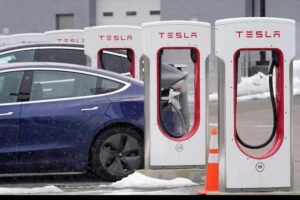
100,172 -> 197,189
209,59 -> 300,102
236,72 -> 272,102
237,72 -> 270,97
0,185 -> 63,195
208,72 -> 271,102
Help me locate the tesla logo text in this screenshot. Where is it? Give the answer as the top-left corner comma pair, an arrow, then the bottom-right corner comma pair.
57,38 -> 84,43
158,32 -> 198,39
235,31 -> 280,38
99,35 -> 133,41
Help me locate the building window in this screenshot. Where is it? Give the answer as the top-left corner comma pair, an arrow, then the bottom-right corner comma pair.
56,14 -> 74,30
150,10 -> 160,15
103,12 -> 113,17
126,11 -> 137,16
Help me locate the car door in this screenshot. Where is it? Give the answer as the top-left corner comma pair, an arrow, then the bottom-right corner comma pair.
0,70 -> 24,171
18,69 -> 112,172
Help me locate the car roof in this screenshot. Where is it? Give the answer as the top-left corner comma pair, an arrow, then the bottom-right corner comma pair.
0,43 -> 84,53
0,62 -> 138,83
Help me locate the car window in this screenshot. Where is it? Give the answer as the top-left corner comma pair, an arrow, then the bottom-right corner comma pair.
38,49 -> 87,65
95,77 -> 125,94
121,56 -> 131,74
0,71 -> 24,103
101,52 -> 124,73
100,50 -> 132,75
30,70 -> 125,101
0,50 -> 36,64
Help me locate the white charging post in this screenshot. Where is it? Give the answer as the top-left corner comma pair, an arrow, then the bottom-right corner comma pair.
216,17 -> 295,191
44,30 -> 84,44
8,33 -> 45,45
143,21 -> 211,168
84,26 -> 142,79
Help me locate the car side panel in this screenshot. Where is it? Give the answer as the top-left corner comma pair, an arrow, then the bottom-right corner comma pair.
0,105 -> 20,171
18,97 -> 110,172
103,84 -> 145,131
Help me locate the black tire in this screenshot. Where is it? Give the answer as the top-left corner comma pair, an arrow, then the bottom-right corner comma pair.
90,126 -> 144,181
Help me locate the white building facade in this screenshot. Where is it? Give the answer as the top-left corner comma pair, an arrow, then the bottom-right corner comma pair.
96,0 -> 161,26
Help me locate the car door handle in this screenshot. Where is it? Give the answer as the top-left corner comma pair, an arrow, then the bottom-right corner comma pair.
81,107 -> 99,111
0,112 -> 13,116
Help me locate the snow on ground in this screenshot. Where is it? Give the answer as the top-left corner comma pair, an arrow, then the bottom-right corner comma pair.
209,59 -> 300,102
99,172 -> 197,189
237,72 -> 270,97
0,185 -> 62,195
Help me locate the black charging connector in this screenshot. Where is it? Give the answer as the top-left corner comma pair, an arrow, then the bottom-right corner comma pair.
272,50 -> 280,67
235,50 -> 278,149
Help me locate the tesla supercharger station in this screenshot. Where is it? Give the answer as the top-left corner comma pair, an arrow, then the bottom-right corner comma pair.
8,33 -> 45,45
143,21 -> 210,167
84,26 -> 142,79
216,17 -> 295,191
44,30 -> 84,44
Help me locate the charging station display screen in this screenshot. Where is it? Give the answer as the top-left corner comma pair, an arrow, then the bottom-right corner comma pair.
98,49 -> 135,77
158,48 -> 200,139
234,49 -> 283,157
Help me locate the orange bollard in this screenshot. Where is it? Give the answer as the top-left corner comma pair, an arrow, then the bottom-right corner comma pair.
198,127 -> 219,195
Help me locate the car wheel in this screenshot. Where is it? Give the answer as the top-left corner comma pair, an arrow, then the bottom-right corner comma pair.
90,126 -> 144,181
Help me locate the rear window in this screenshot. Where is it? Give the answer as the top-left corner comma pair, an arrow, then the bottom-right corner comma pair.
0,50 -> 36,64
37,48 -> 87,65
96,77 -> 125,94
99,50 -> 131,74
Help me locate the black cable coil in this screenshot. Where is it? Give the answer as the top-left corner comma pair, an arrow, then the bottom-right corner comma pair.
235,56 -> 278,149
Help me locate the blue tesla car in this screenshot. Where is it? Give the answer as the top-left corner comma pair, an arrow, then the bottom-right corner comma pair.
0,62 -> 144,181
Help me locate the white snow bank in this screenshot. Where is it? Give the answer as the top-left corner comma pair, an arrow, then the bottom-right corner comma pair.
100,172 -> 197,189
237,72 -> 270,97
209,72 -> 272,102
0,185 -> 63,195
209,59 -> 300,102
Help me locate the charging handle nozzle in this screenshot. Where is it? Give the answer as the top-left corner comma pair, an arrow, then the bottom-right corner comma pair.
272,51 -> 280,67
